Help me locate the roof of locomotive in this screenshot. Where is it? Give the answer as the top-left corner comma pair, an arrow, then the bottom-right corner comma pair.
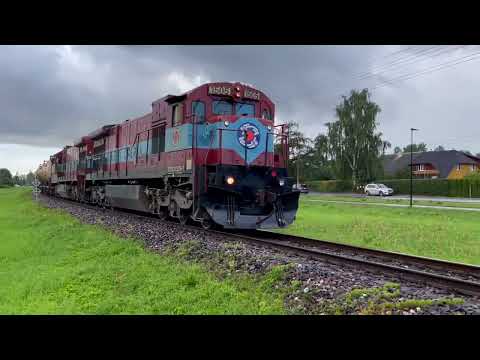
153,81 -> 274,105
87,125 -> 115,140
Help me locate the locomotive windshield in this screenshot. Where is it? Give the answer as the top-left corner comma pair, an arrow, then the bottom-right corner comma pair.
212,101 -> 233,115
213,100 -> 256,116
235,102 -> 255,116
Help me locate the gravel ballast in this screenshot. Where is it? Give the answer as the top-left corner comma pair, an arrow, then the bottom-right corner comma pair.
38,195 -> 480,315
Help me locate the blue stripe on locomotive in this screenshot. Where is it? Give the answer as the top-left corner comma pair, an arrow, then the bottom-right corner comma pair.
96,118 -> 273,166
165,117 -> 274,164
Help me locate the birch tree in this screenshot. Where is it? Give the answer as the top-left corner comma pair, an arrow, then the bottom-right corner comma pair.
326,89 -> 382,187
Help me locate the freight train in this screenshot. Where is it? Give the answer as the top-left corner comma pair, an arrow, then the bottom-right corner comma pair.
36,82 -> 300,230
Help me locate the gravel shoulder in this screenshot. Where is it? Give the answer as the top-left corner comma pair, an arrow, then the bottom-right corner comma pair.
38,195 -> 480,315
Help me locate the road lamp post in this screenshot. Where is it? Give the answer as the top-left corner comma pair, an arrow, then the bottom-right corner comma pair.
296,157 -> 300,187
410,128 -> 419,208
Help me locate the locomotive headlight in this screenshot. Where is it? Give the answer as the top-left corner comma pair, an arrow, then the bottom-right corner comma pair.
224,120 -> 230,127
279,178 -> 285,186
226,176 -> 235,185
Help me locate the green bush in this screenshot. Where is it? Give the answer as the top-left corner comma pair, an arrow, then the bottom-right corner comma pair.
378,179 -> 480,198
306,180 -> 354,193
306,178 -> 480,198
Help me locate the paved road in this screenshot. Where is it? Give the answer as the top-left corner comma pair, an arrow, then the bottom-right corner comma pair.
307,192 -> 480,203
303,198 -> 480,212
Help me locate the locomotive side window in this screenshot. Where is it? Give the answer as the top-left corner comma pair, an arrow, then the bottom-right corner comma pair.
172,103 -> 183,127
192,101 -> 205,123
212,101 -> 233,115
262,109 -> 271,120
151,125 -> 165,154
236,103 -> 255,116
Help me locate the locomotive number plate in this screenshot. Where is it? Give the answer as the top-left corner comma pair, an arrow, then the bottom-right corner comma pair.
208,86 -> 232,96
244,88 -> 260,100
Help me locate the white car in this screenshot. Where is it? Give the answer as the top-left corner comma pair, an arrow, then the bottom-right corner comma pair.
292,183 -> 309,194
365,183 -> 394,196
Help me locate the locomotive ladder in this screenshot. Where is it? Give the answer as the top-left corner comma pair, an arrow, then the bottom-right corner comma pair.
226,195 -> 236,225
275,199 -> 286,227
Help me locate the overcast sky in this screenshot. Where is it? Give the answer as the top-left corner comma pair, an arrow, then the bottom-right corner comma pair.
1,45 -> 480,174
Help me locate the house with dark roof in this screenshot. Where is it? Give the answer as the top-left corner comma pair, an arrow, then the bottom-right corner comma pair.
382,150 -> 480,179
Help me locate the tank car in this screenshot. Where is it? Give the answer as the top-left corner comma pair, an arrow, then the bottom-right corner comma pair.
38,82 -> 301,229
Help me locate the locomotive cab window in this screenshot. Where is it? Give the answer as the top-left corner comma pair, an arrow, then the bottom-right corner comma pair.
212,100 -> 233,115
192,101 -> 206,123
236,102 -> 255,116
262,109 -> 272,120
172,103 -> 183,127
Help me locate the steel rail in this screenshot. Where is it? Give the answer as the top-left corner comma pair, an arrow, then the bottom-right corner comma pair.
208,229 -> 480,297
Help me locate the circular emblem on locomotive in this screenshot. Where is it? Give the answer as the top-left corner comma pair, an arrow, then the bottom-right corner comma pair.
237,122 -> 260,149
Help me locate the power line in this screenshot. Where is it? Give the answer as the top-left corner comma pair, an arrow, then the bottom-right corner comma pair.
382,45 -> 419,58
359,46 -> 466,80
356,46 -> 443,79
370,50 -> 480,90
361,45 -> 465,79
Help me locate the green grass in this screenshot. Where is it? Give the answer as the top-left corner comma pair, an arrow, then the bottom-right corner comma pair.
0,188 -> 286,314
275,198 -> 480,265
303,194 -> 480,209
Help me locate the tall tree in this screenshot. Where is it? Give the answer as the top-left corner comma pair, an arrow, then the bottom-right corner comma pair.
403,143 -> 428,153
284,121 -> 313,182
394,146 -> 402,154
306,134 -> 334,180
326,89 -> 382,187
0,168 -> 13,186
286,121 -> 312,160
26,171 -> 35,185
12,172 -> 20,186
381,140 -> 392,156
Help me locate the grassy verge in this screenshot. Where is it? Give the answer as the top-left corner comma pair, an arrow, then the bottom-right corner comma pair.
303,194 -> 480,209
274,198 -> 480,265
0,188 -> 286,314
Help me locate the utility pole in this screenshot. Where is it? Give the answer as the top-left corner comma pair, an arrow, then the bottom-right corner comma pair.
296,157 -> 300,186
410,128 -> 419,208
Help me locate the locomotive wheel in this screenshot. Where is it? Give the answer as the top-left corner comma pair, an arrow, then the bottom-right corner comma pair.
171,200 -> 189,225
157,207 -> 168,220
201,217 -> 214,230
178,210 -> 189,225
200,210 -> 214,230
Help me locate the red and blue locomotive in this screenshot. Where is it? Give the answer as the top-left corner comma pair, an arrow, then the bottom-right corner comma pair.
38,82 -> 300,229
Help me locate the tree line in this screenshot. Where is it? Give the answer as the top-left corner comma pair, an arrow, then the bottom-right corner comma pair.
394,143 -> 480,156
0,168 -> 35,187
284,88 -> 480,186
285,89 -> 386,187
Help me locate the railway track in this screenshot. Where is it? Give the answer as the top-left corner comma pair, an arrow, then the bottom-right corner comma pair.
39,194 -> 480,298
216,229 -> 480,298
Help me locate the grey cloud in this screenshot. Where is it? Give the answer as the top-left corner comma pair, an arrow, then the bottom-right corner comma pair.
1,45 -> 479,154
